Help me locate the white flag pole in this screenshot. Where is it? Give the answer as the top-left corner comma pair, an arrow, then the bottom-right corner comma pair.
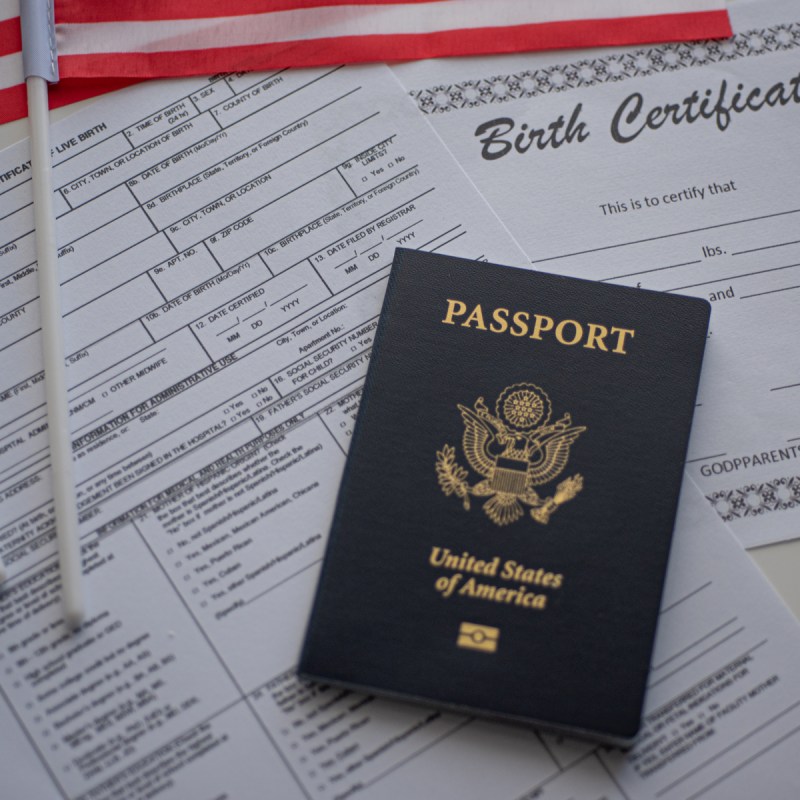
20,0 -> 85,629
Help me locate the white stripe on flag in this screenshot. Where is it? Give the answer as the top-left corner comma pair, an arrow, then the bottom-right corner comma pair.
0,50 -> 22,91
0,0 -> 19,25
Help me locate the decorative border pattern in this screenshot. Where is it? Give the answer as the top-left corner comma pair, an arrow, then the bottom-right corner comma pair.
410,23 -> 800,114
707,475 -> 800,523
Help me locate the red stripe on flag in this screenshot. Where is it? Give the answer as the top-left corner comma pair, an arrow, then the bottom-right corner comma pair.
0,84 -> 26,125
58,12 -> 732,80
49,77 -> 141,108
0,78 -> 141,126
55,0 -> 441,24
0,16 -> 21,57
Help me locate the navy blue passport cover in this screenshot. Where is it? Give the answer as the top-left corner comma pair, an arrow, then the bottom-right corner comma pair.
299,248 -> 710,746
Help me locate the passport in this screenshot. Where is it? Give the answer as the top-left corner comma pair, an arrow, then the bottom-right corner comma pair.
299,248 -> 711,746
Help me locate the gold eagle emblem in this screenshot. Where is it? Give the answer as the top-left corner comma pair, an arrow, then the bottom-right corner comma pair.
436,383 -> 585,526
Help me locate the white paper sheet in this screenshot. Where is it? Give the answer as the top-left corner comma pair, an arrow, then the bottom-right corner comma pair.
1,60 -> 799,799
393,0 -> 800,548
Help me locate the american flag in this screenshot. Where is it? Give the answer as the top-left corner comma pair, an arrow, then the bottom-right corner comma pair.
1,0 -> 730,125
